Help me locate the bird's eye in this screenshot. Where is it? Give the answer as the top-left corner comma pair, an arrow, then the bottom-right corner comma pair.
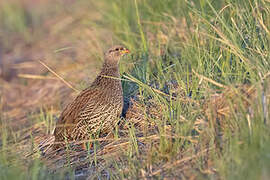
115,48 -> 119,51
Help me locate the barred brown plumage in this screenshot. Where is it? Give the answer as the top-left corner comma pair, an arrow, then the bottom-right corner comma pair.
53,45 -> 129,150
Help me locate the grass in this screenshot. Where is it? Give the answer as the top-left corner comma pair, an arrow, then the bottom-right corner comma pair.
1,0 -> 270,179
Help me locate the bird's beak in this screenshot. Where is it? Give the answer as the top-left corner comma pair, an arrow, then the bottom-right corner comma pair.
120,49 -> 130,55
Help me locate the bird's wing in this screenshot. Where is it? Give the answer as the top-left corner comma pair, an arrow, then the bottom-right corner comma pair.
54,85 -> 122,140
74,97 -> 121,136
54,87 -> 101,138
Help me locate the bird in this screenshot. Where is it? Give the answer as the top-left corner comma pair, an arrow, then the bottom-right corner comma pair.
53,45 -> 130,150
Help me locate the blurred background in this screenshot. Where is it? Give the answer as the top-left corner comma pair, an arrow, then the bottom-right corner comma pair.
1,0 -> 117,131
1,0 -> 270,179
0,0 -> 193,131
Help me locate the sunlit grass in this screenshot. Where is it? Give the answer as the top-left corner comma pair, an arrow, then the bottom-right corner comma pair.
1,0 -> 270,179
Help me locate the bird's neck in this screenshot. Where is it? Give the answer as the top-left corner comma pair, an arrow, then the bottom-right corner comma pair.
91,62 -> 120,88
100,62 -> 120,77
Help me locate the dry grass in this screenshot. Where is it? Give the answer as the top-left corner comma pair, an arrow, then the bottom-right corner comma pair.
9,77 -> 267,179
1,0 -> 270,179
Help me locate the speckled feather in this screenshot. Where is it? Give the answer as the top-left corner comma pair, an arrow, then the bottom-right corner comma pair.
53,45 -> 128,149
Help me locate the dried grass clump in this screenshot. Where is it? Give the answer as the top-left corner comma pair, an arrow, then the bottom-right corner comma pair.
124,97 -> 163,132
204,84 -> 261,132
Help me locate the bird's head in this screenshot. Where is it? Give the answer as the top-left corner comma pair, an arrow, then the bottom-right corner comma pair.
104,45 -> 130,65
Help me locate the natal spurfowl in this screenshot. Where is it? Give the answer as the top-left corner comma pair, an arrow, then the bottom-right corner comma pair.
53,45 -> 129,149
